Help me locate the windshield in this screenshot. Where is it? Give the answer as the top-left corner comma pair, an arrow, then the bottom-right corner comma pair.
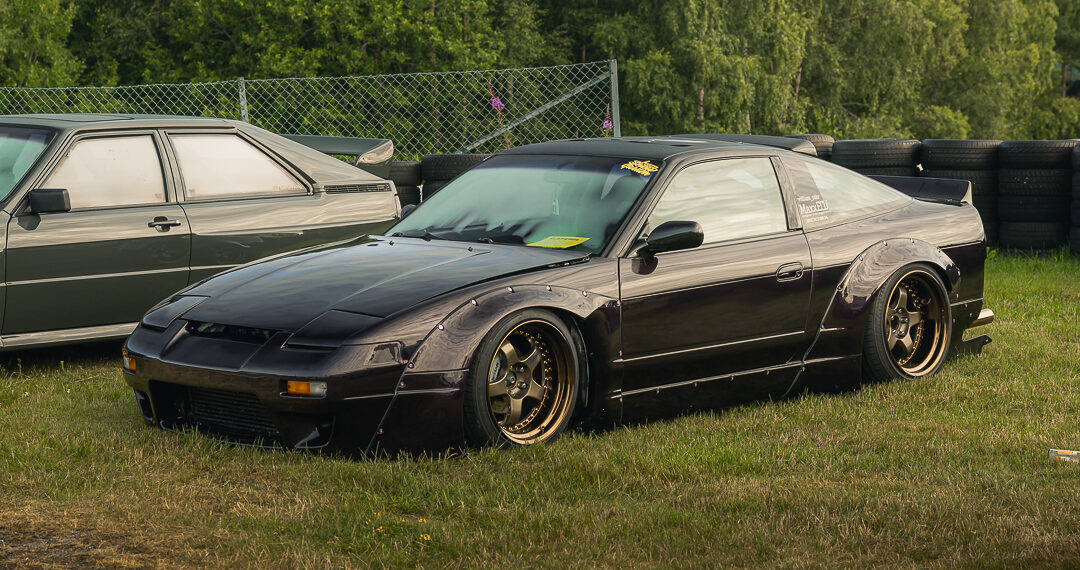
0,126 -> 55,201
389,154 -> 659,254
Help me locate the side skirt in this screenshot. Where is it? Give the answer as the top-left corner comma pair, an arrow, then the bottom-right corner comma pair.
0,322 -> 138,350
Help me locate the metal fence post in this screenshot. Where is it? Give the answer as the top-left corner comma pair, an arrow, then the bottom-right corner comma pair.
237,77 -> 249,123
609,59 -> 621,137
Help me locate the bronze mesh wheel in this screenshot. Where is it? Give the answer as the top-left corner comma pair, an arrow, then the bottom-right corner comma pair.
464,310 -> 579,447
864,264 -> 952,382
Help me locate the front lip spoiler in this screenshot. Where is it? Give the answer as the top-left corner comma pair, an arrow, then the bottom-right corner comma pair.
970,307 -> 994,328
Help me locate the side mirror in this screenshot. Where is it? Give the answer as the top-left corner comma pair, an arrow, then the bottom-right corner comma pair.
640,220 -> 703,256
27,188 -> 71,214
400,203 -> 417,218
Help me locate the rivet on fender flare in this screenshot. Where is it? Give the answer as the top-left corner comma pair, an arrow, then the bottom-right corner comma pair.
437,324 -> 445,331
470,299 -> 478,306
408,362 -> 415,368
545,285 -> 552,291
507,286 -> 514,292
399,381 -> 406,388
377,428 -> 384,434
581,291 -> 588,297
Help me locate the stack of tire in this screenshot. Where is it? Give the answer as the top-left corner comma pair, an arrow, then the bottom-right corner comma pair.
995,140 -> 1078,249
830,139 -> 922,177
918,140 -> 1001,243
786,134 -> 834,160
388,160 -> 423,206
1073,146 -> 1080,253
419,153 -> 491,200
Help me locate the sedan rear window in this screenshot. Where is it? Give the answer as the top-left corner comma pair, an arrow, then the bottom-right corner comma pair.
0,126 -> 54,200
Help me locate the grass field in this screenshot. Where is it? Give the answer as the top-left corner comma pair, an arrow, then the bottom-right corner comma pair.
1,251 -> 1078,568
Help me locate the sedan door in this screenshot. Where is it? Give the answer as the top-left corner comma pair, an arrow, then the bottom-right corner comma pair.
164,131 -> 396,284
3,131 -> 190,340
618,156 -> 813,418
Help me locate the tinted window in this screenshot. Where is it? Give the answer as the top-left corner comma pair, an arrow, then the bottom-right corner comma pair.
784,157 -> 911,229
43,135 -> 166,209
390,154 -> 655,255
171,134 -> 304,199
0,126 -> 54,201
648,158 -> 788,244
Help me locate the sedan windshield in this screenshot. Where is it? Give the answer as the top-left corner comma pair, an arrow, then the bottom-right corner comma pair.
390,154 -> 658,254
0,126 -> 55,200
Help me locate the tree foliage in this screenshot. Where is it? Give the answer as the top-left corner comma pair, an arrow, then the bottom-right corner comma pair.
6,0 -> 1080,139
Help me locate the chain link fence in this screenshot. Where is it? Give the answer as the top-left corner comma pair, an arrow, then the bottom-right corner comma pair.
0,60 -> 620,159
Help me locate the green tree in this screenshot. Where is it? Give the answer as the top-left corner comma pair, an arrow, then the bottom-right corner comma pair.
0,0 -> 81,87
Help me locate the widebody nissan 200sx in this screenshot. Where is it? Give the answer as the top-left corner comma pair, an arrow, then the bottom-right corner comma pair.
123,135 -> 994,456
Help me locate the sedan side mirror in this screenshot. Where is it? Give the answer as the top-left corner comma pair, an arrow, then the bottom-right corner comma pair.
640,220 -> 704,256
27,188 -> 71,214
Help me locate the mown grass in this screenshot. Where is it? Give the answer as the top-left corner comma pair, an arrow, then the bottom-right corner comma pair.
1,251 -> 1078,568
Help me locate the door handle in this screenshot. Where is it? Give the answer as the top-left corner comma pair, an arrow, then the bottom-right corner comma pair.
776,262 -> 804,282
148,217 -> 183,230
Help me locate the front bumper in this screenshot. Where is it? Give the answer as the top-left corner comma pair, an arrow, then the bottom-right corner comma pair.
123,321 -> 468,456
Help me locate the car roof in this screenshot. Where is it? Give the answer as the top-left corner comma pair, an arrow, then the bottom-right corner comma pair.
0,113 -> 235,132
502,135 -> 814,161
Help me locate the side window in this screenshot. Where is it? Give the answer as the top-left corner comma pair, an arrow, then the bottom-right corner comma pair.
170,134 -> 304,199
648,157 -> 789,244
784,157 -> 911,229
42,135 -> 166,209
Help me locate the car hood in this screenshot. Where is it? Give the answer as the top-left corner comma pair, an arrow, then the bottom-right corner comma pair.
179,236 -> 589,331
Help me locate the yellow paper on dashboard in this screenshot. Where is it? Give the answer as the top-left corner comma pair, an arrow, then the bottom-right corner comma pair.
527,236 -> 590,249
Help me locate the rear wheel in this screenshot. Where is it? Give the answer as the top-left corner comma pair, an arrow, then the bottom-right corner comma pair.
863,265 -> 952,382
464,310 -> 579,447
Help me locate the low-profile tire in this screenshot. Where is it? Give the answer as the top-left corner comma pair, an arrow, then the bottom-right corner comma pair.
920,139 -> 1001,170
420,153 -> 490,181
997,169 -> 1072,197
463,309 -> 581,447
396,185 -> 421,206
997,195 -> 1070,222
421,180 -> 448,199
831,139 -> 921,168
921,168 -> 997,196
998,140 -> 1078,168
998,222 -> 1069,249
862,264 -> 952,383
389,161 -> 422,187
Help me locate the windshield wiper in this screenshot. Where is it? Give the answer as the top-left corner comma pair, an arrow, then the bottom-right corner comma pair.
477,234 -> 526,245
391,228 -> 446,241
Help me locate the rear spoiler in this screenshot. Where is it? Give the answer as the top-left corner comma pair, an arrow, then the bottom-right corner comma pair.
869,175 -> 972,205
670,134 -> 819,157
282,135 -> 394,178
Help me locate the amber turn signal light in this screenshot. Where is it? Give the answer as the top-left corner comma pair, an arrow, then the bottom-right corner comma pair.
122,349 -> 136,373
286,381 -> 327,397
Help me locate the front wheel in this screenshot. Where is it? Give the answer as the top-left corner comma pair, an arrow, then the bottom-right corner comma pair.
863,264 -> 952,383
463,310 -> 580,447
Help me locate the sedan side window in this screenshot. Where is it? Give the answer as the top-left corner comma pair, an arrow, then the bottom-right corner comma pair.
648,158 -> 789,244
42,135 -> 166,209
171,134 -> 304,200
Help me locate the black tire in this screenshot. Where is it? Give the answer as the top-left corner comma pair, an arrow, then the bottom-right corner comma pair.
420,153 -> 490,181
998,222 -> 1069,249
421,180 -> 448,199
862,264 -> 952,383
1073,144 -> 1080,170
1072,199 -> 1080,225
1069,226 -> 1080,254
973,198 -> 997,221
983,220 -> 999,244
831,139 -> 921,168
388,161 -> 422,187
920,139 -> 1001,170
786,134 -> 834,158
852,166 -> 919,177
921,169 -> 997,196
997,169 -> 1071,197
1073,172 -> 1080,199
996,195 -> 1071,222
997,140 -> 1078,168
396,185 -> 421,206
463,309 -> 581,447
